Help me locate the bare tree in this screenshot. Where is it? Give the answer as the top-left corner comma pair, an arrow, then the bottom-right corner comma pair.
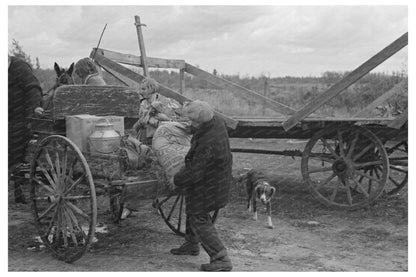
9,39 -> 33,67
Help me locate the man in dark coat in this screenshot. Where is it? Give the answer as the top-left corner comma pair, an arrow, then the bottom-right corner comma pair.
171,100 -> 233,271
8,55 -> 44,203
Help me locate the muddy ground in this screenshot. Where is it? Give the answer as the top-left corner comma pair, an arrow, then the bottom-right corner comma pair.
8,138 -> 408,271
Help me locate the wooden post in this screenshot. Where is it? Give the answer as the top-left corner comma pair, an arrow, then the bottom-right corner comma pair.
179,68 -> 185,94
263,78 -> 269,97
282,32 -> 408,131
134,15 -> 149,76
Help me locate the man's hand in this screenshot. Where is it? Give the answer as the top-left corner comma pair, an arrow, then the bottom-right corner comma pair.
34,107 -> 44,116
168,176 -> 179,191
169,176 -> 175,186
133,119 -> 144,133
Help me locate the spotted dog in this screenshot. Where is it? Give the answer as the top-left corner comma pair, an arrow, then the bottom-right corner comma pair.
244,169 -> 276,229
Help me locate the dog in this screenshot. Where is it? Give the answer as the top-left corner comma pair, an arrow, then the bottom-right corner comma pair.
242,169 -> 276,229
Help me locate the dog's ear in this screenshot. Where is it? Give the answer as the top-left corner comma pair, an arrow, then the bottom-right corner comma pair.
269,186 -> 276,197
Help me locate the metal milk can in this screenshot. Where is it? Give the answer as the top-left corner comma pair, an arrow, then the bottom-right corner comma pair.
89,121 -> 121,154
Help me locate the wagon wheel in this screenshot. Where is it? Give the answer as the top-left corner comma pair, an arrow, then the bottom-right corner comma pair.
301,125 -> 389,210
155,192 -> 219,237
30,135 -> 97,263
384,139 -> 408,195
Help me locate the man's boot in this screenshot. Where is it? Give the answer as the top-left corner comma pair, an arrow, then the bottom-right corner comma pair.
14,181 -> 27,204
170,241 -> 200,256
200,255 -> 233,271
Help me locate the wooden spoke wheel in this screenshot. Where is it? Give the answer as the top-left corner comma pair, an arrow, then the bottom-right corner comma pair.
301,125 -> 389,210
30,135 -> 97,263
384,140 -> 408,195
155,192 -> 219,236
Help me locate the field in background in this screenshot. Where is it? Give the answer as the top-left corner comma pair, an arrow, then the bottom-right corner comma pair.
35,67 -> 407,118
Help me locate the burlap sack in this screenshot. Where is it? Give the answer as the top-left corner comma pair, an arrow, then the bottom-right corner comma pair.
152,122 -> 191,190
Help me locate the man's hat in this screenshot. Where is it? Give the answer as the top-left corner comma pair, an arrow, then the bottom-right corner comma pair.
182,100 -> 214,124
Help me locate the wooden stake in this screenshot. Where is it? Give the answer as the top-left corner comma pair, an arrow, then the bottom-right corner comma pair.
134,16 -> 149,76
179,68 -> 185,94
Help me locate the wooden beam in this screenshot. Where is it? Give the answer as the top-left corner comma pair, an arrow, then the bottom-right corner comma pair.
387,108 -> 408,129
93,52 -> 238,129
184,63 -> 296,115
231,148 -> 303,157
93,48 -> 185,69
353,79 -> 407,118
283,32 -> 408,131
90,49 -> 140,87
134,16 -> 149,76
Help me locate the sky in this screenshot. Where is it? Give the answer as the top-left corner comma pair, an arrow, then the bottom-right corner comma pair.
7,4 -> 408,77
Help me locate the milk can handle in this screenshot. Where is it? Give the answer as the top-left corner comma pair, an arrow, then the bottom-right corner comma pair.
92,118 -> 112,131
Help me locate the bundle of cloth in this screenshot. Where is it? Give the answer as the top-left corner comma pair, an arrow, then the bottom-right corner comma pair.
119,136 -> 152,171
152,121 -> 192,190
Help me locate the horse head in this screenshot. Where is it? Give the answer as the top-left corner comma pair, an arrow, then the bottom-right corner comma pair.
42,62 -> 75,111
54,62 -> 75,86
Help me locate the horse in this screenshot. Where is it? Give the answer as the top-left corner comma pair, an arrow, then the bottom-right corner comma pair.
43,62 -> 75,111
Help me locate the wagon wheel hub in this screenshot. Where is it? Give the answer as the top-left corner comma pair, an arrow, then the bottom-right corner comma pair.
47,195 -> 61,204
332,159 -> 352,179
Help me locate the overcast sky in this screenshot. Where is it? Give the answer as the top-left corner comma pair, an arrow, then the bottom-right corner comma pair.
8,5 -> 408,77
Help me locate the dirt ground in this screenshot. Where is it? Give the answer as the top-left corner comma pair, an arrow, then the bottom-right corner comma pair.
8,138 -> 408,271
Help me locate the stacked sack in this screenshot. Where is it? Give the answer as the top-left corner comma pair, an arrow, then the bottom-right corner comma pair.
152,122 -> 191,190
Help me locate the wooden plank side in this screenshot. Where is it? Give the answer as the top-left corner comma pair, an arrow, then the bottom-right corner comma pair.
52,85 -> 141,119
353,79 -> 407,118
92,48 -> 185,69
282,32 -> 408,131
93,53 -> 238,129
184,63 -> 296,115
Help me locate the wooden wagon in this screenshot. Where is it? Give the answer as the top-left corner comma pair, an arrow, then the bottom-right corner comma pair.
11,17 -> 407,263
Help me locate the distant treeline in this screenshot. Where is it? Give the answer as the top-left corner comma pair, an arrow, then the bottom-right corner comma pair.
33,67 -> 407,117
11,38 -> 407,117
